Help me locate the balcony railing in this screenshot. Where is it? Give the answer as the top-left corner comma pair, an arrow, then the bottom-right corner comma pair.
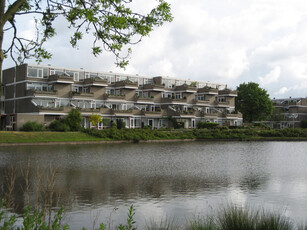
142,84 -> 165,91
218,89 -> 237,96
83,78 -> 108,86
222,113 -> 243,118
114,80 -> 138,88
161,98 -> 187,103
37,106 -> 64,112
26,89 -> 57,96
214,101 -> 230,106
103,93 -> 126,100
70,91 -> 94,98
197,87 -> 218,94
48,74 -> 74,83
193,99 -> 211,105
175,84 -> 197,92
135,96 -> 154,102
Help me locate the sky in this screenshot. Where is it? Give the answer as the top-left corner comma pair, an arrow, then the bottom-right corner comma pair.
3,0 -> 307,99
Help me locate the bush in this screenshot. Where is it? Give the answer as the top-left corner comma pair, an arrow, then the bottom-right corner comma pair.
198,122 -> 219,129
21,121 -> 45,131
116,119 -> 126,129
301,120 -> 307,128
66,109 -> 82,131
48,119 -> 70,132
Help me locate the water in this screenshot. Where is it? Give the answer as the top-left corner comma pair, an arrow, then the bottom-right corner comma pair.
0,141 -> 306,228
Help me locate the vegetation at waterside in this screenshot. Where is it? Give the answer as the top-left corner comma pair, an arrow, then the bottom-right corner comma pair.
0,131 -> 101,143
83,126 -> 307,142
1,127 -> 307,144
1,201 -> 306,230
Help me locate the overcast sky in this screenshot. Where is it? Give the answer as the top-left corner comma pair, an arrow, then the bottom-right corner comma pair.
3,0 -> 307,99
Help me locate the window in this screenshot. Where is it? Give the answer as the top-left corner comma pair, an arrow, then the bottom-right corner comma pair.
28,67 -> 43,78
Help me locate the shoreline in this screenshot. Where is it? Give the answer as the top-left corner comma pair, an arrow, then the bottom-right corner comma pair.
1,137 -> 307,146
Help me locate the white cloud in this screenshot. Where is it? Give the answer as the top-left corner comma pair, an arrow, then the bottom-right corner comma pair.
275,87 -> 288,95
259,66 -> 281,85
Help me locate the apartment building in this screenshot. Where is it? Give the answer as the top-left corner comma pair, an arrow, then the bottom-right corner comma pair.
265,97 -> 307,129
1,64 -> 242,130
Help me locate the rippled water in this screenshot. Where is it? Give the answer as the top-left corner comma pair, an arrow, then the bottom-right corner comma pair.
0,141 -> 306,228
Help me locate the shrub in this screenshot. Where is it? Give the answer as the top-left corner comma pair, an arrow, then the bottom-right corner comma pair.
21,121 -> 45,131
66,109 -> 82,131
48,119 -> 70,132
116,119 -> 126,129
301,120 -> 307,129
198,122 -> 219,129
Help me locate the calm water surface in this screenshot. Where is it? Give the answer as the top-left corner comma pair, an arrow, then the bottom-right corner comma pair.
0,141 -> 306,228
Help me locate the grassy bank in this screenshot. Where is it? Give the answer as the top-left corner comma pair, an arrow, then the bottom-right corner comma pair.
0,131 -> 101,143
1,128 -> 307,144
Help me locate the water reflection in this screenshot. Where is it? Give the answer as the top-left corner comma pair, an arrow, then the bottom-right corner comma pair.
0,141 -> 306,228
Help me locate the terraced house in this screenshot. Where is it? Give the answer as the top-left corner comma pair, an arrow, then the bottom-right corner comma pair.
266,97 -> 307,129
1,64 -> 242,130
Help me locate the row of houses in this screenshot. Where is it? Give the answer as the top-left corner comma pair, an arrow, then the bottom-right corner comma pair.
0,64 -> 243,130
264,97 -> 307,129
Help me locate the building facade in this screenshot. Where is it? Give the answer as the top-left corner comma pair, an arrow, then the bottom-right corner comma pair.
265,97 -> 307,129
1,64 -> 242,130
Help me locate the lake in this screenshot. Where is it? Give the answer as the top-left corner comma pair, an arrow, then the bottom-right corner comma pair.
0,141 -> 306,229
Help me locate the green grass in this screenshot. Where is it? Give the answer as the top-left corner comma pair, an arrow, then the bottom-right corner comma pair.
0,131 -> 102,143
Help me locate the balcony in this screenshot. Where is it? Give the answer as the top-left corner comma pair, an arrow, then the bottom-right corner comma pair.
222,113 -> 243,119
193,99 -> 211,105
114,80 -> 138,89
70,91 -> 94,98
141,110 -> 162,117
26,89 -> 57,97
174,84 -> 197,92
83,77 -> 108,86
204,112 -> 222,118
135,96 -> 155,103
37,106 -> 64,113
48,74 -> 74,84
161,98 -> 187,104
103,93 -> 126,100
218,89 -> 237,96
78,108 -> 100,113
142,84 -> 165,91
214,101 -> 230,107
197,87 -> 218,95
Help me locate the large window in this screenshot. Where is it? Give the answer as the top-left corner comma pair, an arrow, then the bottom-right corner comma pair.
28,67 -> 43,78
27,83 -> 51,91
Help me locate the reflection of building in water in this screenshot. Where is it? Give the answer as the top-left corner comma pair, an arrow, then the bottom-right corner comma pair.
0,164 -> 267,213
1,64 -> 242,130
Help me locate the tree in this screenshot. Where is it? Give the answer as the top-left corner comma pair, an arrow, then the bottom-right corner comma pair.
66,108 -> 82,131
235,82 -> 273,123
89,114 -> 102,128
0,0 -> 172,74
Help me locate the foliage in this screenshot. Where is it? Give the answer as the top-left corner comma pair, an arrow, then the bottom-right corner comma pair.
21,121 -> 45,132
116,119 -> 126,129
301,120 -> 307,129
0,0 -> 172,68
166,116 -> 184,129
89,114 -> 102,128
236,82 -> 273,123
268,107 -> 284,122
48,119 -> 70,132
197,122 -> 219,129
66,109 -> 82,131
0,200 -> 68,230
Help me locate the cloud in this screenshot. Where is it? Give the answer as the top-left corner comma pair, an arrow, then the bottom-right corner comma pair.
259,66 -> 281,85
